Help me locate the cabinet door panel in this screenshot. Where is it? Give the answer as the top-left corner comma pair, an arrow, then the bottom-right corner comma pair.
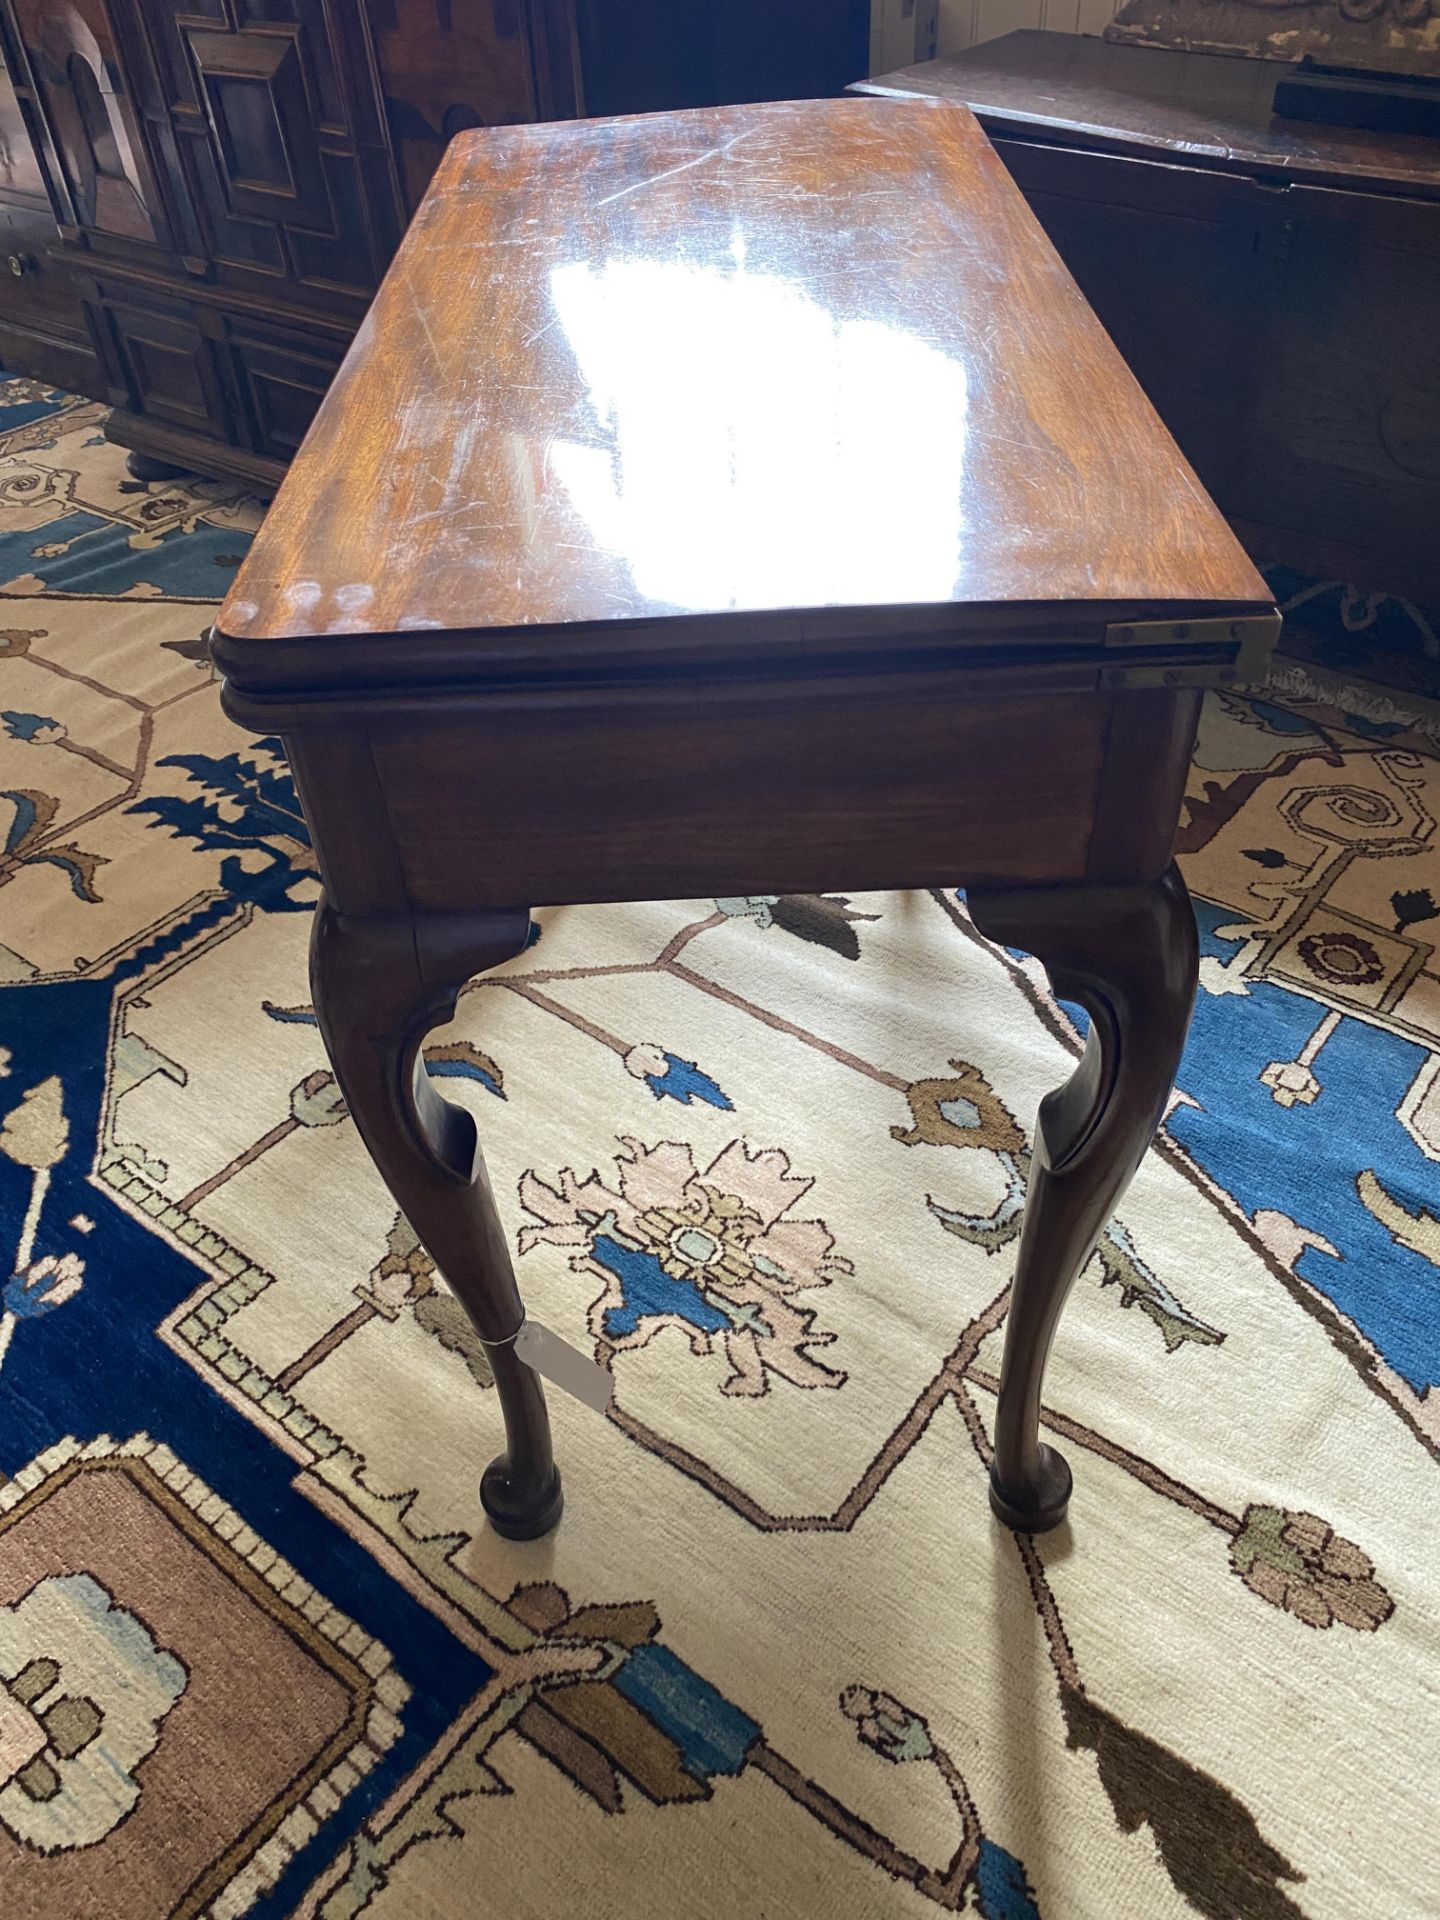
144,5 -> 396,307
232,0 -> 343,126
0,57 -> 48,205
10,0 -> 170,243
285,149 -> 382,289
186,25 -> 330,228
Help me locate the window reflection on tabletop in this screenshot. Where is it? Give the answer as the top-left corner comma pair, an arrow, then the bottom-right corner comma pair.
546,249 -> 969,614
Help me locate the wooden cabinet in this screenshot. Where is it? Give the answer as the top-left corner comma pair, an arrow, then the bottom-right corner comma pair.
575,0 -> 868,119
1226,187 -> 1440,594
0,0 -> 868,488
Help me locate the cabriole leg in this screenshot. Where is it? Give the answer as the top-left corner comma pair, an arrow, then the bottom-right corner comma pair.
309,896 -> 562,1539
967,864 -> 1198,1531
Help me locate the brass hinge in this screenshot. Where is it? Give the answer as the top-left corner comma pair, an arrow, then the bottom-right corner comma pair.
1103,613 -> 1280,652
1103,610 -> 1282,687
1099,661 -> 1241,690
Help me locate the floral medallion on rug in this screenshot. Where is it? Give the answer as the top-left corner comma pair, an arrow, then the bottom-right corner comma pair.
1,377 -> 1438,1920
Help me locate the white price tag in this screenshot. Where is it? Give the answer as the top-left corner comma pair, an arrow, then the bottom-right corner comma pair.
512,1317 -> 615,1414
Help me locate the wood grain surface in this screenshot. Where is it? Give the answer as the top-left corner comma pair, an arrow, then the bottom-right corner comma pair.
215,95 -> 1268,685
362,677 -> 1109,908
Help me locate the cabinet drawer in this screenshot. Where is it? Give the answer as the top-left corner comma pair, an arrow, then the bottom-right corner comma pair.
229,325 -> 345,462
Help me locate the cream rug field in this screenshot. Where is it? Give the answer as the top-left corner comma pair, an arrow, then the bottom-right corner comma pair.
2,375 -> 1438,1920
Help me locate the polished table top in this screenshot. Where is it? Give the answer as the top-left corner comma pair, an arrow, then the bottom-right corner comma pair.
216,96 -> 1269,694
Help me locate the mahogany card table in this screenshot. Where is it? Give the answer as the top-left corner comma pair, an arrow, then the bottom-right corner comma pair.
215,98 -> 1278,1540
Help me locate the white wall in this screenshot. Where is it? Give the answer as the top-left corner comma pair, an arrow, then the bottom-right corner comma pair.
869,0 -> 1109,69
